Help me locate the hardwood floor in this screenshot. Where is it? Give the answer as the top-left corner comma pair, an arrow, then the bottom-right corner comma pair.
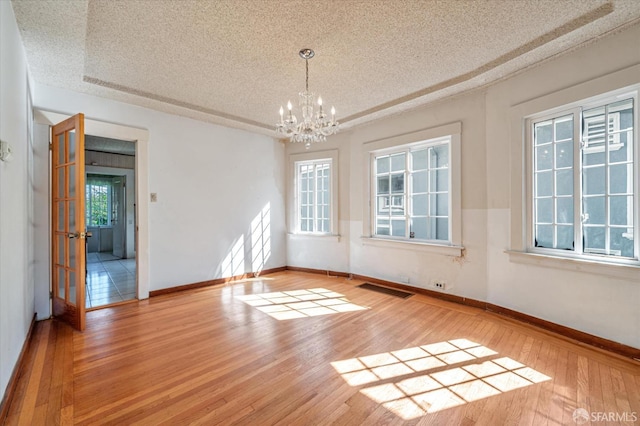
4,271 -> 640,425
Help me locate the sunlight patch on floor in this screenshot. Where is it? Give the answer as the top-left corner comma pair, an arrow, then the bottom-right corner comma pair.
235,288 -> 368,320
331,339 -> 551,420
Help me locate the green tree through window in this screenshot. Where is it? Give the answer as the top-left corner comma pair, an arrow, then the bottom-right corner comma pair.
86,176 -> 112,226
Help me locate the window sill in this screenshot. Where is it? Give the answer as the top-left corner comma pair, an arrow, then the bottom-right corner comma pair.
288,233 -> 341,242
361,237 -> 464,257
506,250 -> 640,280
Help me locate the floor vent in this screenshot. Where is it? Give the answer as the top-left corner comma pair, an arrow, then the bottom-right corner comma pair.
358,283 -> 414,299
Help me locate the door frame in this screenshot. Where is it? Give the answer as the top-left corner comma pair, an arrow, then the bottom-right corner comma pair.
36,109 -> 150,308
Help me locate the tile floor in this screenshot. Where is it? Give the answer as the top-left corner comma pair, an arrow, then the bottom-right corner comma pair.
86,252 -> 137,308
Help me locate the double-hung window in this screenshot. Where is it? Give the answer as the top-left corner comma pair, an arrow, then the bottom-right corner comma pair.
373,138 -> 451,242
85,175 -> 112,226
295,159 -> 332,233
529,92 -> 638,261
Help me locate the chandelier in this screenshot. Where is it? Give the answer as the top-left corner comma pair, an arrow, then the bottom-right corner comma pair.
276,49 -> 339,148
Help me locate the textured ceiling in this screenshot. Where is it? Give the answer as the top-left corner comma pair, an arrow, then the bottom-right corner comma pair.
11,0 -> 640,137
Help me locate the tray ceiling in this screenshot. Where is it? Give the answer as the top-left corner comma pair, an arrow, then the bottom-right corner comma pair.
11,0 -> 640,136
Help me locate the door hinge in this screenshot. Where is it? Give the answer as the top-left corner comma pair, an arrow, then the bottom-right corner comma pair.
49,291 -> 53,299
49,143 -> 53,151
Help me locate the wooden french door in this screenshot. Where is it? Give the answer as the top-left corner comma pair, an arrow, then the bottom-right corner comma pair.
51,114 -> 86,331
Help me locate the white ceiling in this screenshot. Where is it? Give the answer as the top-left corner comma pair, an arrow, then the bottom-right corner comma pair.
11,0 -> 640,137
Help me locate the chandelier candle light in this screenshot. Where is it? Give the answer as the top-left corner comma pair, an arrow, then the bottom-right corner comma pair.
276,49 -> 339,149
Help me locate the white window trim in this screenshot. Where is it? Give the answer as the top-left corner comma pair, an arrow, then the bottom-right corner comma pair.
361,122 -> 463,255
288,149 -> 339,236
509,64 -> 640,268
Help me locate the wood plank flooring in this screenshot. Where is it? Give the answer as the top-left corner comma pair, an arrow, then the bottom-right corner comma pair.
4,271 -> 640,425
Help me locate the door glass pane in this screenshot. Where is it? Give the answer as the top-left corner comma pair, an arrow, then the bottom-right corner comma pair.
57,167 -> 65,198
57,201 -> 65,231
69,201 -> 76,231
69,131 -> 76,163
57,133 -> 65,164
57,234 -> 65,266
69,165 -> 76,198
58,268 -> 66,299
69,271 -> 76,305
69,237 -> 76,268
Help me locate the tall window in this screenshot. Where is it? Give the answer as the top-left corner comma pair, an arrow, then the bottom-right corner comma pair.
530,94 -> 637,260
296,159 -> 332,233
373,139 -> 450,242
85,175 -> 112,226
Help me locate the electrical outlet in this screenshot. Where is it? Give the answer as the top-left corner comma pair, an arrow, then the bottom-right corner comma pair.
432,280 -> 447,290
399,275 -> 410,284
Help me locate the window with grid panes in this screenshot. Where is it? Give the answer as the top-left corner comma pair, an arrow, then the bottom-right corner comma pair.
85,176 -> 112,226
373,140 -> 450,242
530,93 -> 637,260
296,159 -> 332,233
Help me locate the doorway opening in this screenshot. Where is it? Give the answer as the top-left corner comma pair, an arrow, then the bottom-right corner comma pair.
84,135 -> 137,308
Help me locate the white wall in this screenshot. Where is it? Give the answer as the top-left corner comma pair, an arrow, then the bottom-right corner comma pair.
485,25 -> 640,349
32,84 -> 287,301
287,90 -> 489,301
286,23 -> 640,349
0,0 -> 35,404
